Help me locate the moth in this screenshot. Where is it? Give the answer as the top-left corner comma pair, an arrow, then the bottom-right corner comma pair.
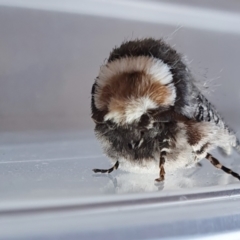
91,38 -> 240,182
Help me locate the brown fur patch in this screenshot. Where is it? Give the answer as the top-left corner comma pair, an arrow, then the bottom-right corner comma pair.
97,71 -> 172,112
185,121 -> 203,146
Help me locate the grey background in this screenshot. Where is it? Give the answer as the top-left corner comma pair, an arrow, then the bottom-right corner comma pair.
0,4 -> 240,133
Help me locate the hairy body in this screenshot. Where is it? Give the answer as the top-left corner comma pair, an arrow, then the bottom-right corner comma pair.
91,38 -> 240,182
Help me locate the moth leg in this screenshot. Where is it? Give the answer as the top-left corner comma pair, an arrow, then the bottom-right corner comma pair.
194,143 -> 210,166
155,151 -> 166,182
93,161 -> 119,174
206,153 -> 240,181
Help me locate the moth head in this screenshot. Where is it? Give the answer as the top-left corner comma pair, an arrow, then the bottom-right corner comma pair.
91,55 -> 176,161
93,116 -> 165,162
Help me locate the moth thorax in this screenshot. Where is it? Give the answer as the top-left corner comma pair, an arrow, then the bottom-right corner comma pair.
94,56 -> 177,124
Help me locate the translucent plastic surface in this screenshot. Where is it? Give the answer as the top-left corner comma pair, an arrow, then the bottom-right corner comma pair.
0,0 -> 240,239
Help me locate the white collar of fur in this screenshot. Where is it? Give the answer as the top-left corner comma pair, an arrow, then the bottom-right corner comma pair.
97,56 -> 173,87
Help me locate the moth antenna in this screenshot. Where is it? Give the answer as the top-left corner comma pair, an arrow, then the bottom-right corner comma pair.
206,153 -> 240,181
93,161 -> 119,174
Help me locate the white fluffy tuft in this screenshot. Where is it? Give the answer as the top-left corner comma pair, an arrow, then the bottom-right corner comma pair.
163,83 -> 176,106
97,56 -> 173,87
125,97 -> 158,123
148,58 -> 173,84
104,97 -> 158,124
191,122 -> 236,157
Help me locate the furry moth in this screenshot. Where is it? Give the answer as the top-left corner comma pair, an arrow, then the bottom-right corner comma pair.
91,38 -> 240,182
